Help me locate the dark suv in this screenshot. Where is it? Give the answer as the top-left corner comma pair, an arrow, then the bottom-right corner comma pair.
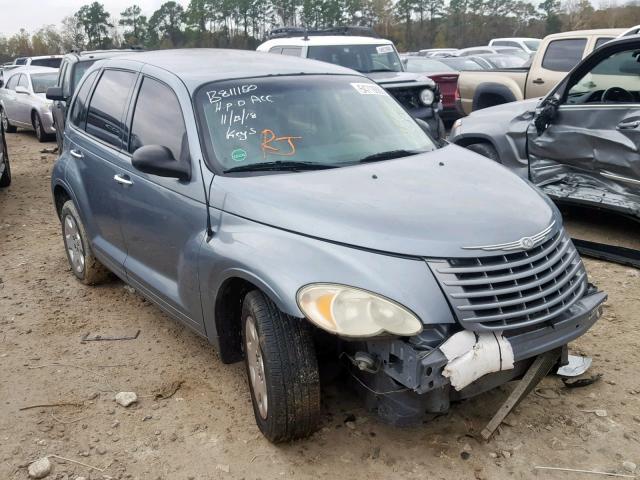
46,49 -> 142,150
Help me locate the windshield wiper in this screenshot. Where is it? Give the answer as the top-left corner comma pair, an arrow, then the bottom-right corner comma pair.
366,68 -> 396,73
358,149 -> 423,164
223,161 -> 337,173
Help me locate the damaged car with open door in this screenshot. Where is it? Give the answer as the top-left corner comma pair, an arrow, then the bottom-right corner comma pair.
450,35 -> 640,220
51,49 -> 605,443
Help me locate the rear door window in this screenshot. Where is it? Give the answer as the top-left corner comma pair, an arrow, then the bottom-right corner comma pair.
86,69 -> 137,148
542,39 -> 587,72
595,37 -> 614,49
128,77 -> 188,162
70,70 -> 98,129
5,75 -> 19,90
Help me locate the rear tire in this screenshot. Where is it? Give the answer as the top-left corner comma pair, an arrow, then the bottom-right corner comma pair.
33,112 -> 48,143
241,290 -> 321,443
466,142 -> 500,163
1,108 -> 17,133
60,200 -> 111,285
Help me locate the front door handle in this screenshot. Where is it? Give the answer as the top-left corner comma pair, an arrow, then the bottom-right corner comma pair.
617,120 -> 640,130
70,149 -> 83,159
532,78 -> 545,85
113,174 -> 133,186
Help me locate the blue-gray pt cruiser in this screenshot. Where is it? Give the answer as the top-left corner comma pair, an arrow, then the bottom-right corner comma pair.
51,49 -> 607,443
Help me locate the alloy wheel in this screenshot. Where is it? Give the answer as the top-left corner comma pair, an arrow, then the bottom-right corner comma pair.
245,315 -> 268,419
64,214 -> 85,274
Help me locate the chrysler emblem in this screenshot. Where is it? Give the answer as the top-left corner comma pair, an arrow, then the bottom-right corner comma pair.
462,221 -> 556,252
520,237 -> 534,249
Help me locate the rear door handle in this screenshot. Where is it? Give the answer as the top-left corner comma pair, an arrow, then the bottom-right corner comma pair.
70,149 -> 83,159
532,78 -> 545,85
617,120 -> 640,130
113,174 -> 133,186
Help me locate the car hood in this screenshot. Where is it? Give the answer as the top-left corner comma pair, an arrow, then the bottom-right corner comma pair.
469,97 -> 540,118
367,71 -> 436,88
213,145 -> 557,258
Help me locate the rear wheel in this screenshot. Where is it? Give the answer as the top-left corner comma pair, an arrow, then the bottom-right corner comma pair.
60,200 -> 111,285
1,108 -> 17,133
241,290 -> 321,443
33,112 -> 48,143
466,142 -> 500,163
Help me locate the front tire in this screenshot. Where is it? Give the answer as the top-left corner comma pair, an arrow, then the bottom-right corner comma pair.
241,290 -> 321,443
60,200 -> 111,285
466,142 -> 500,163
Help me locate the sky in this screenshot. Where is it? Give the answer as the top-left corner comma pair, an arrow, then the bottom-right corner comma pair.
0,0 -> 191,36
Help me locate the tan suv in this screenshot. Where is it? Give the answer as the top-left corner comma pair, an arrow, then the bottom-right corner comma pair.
457,29 -> 624,115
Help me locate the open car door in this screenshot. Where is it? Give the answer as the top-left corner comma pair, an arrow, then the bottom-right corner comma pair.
527,38 -> 640,219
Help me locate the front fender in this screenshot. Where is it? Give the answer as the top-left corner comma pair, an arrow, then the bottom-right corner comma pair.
199,212 -> 455,344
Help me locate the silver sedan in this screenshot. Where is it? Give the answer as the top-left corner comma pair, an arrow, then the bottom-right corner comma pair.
0,66 -> 58,142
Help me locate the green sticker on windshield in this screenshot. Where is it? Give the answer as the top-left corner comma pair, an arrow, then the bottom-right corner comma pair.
231,148 -> 247,162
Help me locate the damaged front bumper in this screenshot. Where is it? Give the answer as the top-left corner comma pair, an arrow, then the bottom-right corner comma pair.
355,287 -> 606,426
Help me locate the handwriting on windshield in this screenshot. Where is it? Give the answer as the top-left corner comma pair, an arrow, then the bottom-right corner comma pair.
261,129 -> 302,159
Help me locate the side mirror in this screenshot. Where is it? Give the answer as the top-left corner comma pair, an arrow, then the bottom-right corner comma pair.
533,97 -> 559,135
46,86 -> 64,101
15,86 -> 29,95
132,145 -> 191,180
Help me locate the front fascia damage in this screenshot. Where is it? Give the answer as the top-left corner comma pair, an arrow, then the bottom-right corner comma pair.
356,285 -> 605,426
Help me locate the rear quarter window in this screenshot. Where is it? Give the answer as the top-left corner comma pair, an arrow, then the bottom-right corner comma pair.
542,39 -> 587,72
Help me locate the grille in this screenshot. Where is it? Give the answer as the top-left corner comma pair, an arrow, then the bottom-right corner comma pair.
428,229 -> 587,331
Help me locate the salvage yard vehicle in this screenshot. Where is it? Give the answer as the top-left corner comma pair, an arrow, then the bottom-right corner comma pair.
51,49 -> 606,443
0,118 -> 10,187
257,27 -> 445,138
489,37 -> 541,54
0,66 -> 58,142
457,29 -> 623,115
46,49 -> 143,150
450,35 -> 640,220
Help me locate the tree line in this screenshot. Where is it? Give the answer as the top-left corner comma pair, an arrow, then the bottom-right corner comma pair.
2,0 -> 640,63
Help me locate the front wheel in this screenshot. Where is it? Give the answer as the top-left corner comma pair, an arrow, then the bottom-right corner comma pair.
466,142 -> 500,163
242,290 -> 321,443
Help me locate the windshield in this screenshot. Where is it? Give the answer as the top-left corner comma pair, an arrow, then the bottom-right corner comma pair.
405,58 -> 455,73
524,40 -> 541,51
73,60 -> 97,90
30,58 -> 61,68
307,44 -> 403,73
195,75 -> 435,173
31,72 -> 58,93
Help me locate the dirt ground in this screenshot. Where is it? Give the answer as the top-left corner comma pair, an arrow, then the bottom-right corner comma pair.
1,132 -> 639,480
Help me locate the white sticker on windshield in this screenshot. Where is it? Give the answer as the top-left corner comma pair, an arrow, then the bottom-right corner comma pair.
376,45 -> 394,54
351,83 -> 386,96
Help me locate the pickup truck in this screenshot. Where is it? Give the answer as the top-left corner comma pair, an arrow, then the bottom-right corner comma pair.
457,28 -> 623,115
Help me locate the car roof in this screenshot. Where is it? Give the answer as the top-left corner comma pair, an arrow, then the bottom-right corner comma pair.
5,66 -> 58,76
28,55 -> 63,60
491,37 -> 540,42
64,49 -> 143,62
106,48 -> 361,91
258,35 -> 393,49
546,28 -> 624,39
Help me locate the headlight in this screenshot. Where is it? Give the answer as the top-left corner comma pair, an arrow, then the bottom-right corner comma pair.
419,88 -> 435,106
297,284 -> 423,338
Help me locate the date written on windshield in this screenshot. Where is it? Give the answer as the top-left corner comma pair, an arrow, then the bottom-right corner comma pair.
261,129 -> 302,159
